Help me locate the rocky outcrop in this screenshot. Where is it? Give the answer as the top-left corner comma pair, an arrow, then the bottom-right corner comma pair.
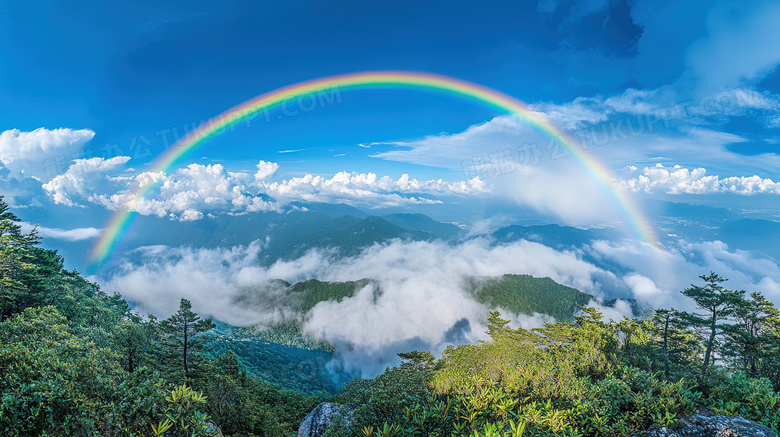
298,402 -> 341,437
631,414 -> 777,437
205,421 -> 223,436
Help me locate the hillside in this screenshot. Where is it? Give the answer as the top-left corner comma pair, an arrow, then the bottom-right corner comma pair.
470,274 -> 594,322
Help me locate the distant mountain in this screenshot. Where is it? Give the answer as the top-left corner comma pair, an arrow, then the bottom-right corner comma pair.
93,205 -> 449,270
651,200 -> 737,224
712,218 -> 780,262
288,201 -> 368,218
258,215 -> 437,263
382,213 -> 462,240
492,224 -> 618,249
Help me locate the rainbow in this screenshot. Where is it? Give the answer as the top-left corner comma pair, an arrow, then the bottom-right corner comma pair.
90,71 -> 657,267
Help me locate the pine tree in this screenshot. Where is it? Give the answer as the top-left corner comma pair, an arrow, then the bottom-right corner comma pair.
681,272 -> 744,374
651,308 -> 699,379
160,298 -> 215,382
723,292 -> 780,376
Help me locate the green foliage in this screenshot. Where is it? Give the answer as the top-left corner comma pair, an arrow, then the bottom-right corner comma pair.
210,322 -> 346,394
159,298 -> 216,382
0,306 -> 181,436
325,352 -> 438,437
681,272 -> 745,374
471,274 -> 593,323
722,292 -> 780,379
0,197 -> 41,320
707,370 -> 780,431
151,385 -> 216,437
201,350 -> 322,436
0,197 -> 322,436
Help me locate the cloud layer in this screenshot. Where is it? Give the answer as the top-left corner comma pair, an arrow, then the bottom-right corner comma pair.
100,233 -> 780,377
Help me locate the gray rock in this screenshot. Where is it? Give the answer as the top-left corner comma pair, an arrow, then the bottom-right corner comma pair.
631,414 -> 777,437
298,402 -> 341,437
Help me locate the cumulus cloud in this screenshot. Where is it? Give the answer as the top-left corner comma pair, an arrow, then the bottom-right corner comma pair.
42,156 -> 131,206
263,171 -> 486,208
254,160 -> 279,180
0,128 -> 95,181
47,158 -> 486,219
618,164 -> 780,195
100,162 -> 281,220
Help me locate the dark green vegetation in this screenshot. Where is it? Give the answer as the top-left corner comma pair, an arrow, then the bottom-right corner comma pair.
0,198 -> 320,436
210,322 -> 349,395
469,274 -> 593,322
327,273 -> 780,437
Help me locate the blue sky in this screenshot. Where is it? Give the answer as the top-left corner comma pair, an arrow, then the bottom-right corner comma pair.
2,0 -> 780,248
7,0 -> 780,347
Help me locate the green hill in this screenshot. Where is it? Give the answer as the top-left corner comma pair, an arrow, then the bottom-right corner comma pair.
469,274 -> 594,322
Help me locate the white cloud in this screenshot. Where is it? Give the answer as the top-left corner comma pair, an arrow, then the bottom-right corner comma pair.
587,238 -> 780,309
47,159 -> 484,219
254,160 -> 279,181
98,162 -> 281,220
370,116 -> 548,169
0,128 -> 95,181
100,233 -> 780,377
20,222 -> 102,241
367,115 -> 643,226
618,164 -> 780,195
102,237 -> 612,376
262,171 -> 486,209
681,1 -> 780,96
42,156 -> 131,207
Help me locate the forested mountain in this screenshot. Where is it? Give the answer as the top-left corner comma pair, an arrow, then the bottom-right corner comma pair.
0,197 -> 319,436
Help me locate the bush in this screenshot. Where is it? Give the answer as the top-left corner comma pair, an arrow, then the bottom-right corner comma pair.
707,370 -> 780,431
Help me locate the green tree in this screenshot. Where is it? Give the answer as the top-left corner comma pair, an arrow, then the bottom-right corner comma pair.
650,308 -> 699,379
681,272 -> 744,374
160,298 -> 216,382
0,196 -> 40,321
723,292 -> 780,376
116,314 -> 153,373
